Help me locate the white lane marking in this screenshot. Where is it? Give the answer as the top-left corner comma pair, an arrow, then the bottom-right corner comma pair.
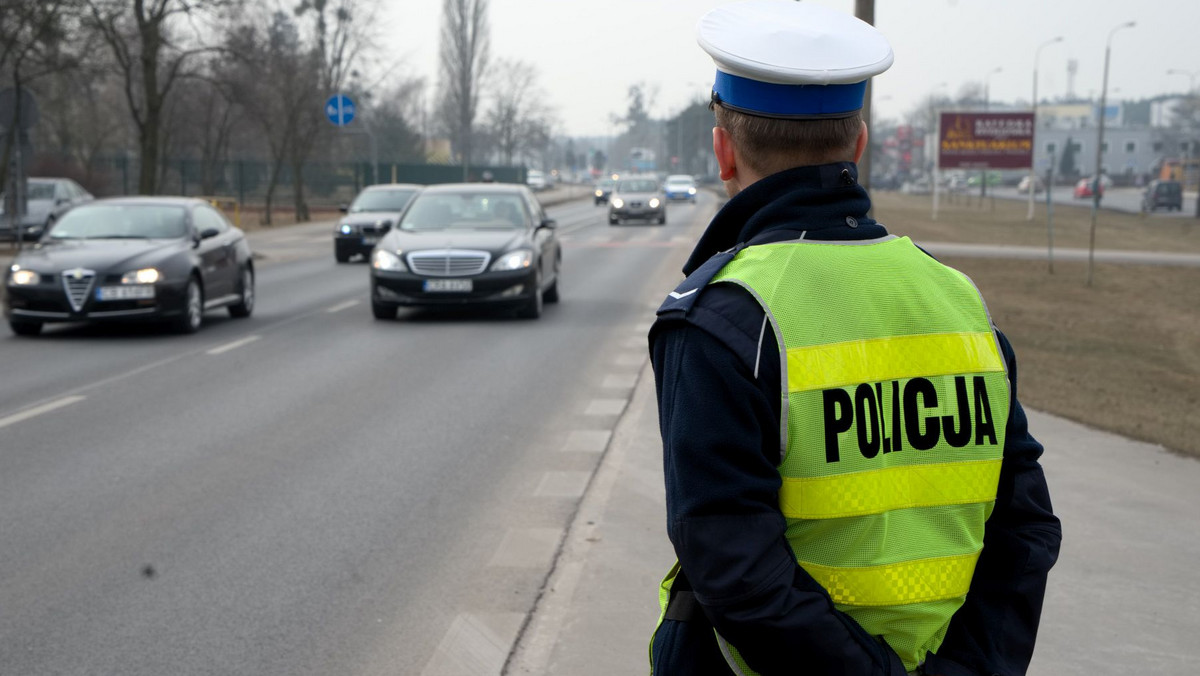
534,471 -> 591,498
419,612 -> 525,676
601,374 -> 638,390
488,528 -> 563,568
562,429 -> 611,453
0,395 -> 87,430
584,399 -> 626,416
206,335 -> 261,355
326,300 -> 359,313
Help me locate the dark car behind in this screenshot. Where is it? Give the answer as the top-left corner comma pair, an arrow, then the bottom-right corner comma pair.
4,197 -> 254,336
1143,180 -> 1183,212
335,184 -> 422,262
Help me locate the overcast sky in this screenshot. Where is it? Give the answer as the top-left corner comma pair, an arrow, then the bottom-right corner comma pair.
377,0 -> 1199,138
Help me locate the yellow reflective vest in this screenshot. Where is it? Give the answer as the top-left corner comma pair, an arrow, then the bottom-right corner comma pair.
655,235 -> 1010,674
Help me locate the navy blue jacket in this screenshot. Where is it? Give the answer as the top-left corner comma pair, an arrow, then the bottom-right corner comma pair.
649,164 -> 1062,676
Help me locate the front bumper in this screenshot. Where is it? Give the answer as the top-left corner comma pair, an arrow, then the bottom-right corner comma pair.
334,233 -> 382,258
664,190 -> 696,201
5,277 -> 189,324
371,268 -> 538,309
609,204 -> 664,220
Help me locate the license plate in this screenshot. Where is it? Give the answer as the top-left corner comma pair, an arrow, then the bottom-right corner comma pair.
423,279 -> 472,293
361,236 -> 376,245
97,285 -> 156,301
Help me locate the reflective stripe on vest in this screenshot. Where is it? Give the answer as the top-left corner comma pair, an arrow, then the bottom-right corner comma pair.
707,236 -> 1010,673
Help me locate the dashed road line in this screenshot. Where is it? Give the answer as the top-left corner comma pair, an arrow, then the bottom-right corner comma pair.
534,471 -> 591,498
326,299 -> 360,313
583,399 -> 626,416
600,374 -> 638,391
488,528 -> 562,568
419,612 -> 525,676
206,335 -> 262,355
0,395 -> 87,430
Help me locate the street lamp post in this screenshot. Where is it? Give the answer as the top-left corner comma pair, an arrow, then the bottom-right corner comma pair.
1028,36 -> 1063,221
981,67 -> 1002,205
1087,20 -> 1136,287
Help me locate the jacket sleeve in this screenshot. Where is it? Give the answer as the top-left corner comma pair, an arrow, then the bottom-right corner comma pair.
652,314 -> 906,676
923,330 -> 1063,676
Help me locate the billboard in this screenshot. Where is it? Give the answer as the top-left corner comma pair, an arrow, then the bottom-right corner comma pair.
938,112 -> 1034,170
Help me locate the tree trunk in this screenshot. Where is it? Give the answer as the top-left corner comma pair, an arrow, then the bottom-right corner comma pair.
290,155 -> 309,223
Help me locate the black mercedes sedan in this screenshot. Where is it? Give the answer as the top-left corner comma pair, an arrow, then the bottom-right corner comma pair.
334,183 -> 422,262
369,183 -> 561,320
4,197 -> 254,336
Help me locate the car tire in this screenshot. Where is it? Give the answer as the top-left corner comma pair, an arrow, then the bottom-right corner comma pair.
544,261 -> 560,304
609,216 -> 619,225
517,274 -> 543,319
9,320 -> 42,337
172,276 -> 204,334
658,214 -> 667,225
228,266 -> 255,318
371,300 -> 397,320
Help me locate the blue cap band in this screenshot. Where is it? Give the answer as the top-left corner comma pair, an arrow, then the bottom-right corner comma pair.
712,70 -> 866,119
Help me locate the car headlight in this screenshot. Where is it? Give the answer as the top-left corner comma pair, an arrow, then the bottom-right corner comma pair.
340,222 -> 353,234
372,249 -> 406,272
688,187 -> 697,195
594,190 -> 603,197
649,198 -> 661,208
490,249 -> 533,271
121,268 -> 160,284
611,197 -> 625,209
10,268 -> 40,285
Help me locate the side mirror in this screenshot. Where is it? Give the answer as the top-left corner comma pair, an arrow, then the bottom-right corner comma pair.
199,227 -> 220,240
540,218 -> 557,229
338,203 -> 349,213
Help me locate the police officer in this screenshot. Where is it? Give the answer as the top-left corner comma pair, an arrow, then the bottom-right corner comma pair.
648,3 -> 1062,675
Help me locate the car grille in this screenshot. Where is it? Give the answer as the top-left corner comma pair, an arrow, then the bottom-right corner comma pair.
629,201 -> 643,208
61,268 -> 96,312
407,250 -> 490,276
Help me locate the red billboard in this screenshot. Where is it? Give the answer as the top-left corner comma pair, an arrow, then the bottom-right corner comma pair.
938,112 -> 1034,170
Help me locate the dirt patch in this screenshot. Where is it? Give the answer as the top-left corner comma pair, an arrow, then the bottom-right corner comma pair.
874,193 -> 1200,458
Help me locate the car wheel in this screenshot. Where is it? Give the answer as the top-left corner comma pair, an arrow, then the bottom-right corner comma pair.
228,266 -> 255,318
172,277 -> 204,334
658,213 -> 667,225
544,260 -> 560,304
371,300 -> 397,320
517,274 -> 543,319
335,249 -> 351,263
9,320 -> 42,336
609,216 -> 619,225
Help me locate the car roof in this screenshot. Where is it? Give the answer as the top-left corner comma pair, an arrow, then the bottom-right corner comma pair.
86,196 -> 208,207
421,182 -> 530,194
360,183 -> 423,191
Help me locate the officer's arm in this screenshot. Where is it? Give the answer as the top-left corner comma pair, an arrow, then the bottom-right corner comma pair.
653,317 -> 905,676
924,330 -> 1063,676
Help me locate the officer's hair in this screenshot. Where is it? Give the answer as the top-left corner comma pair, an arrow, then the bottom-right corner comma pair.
712,104 -> 862,176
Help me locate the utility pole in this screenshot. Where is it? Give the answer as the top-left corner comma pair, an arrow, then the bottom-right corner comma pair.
856,0 -> 874,192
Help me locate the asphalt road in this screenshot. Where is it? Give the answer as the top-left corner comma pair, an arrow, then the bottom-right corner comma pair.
0,192 -> 712,675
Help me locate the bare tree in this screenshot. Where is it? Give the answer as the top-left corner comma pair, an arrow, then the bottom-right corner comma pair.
486,59 -> 553,166
438,0 -> 489,178
84,0 -> 234,194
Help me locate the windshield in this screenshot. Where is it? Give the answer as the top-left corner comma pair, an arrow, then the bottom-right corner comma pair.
349,189 -> 418,213
400,192 -> 530,231
666,176 -> 694,186
617,179 -> 658,193
597,180 -> 614,190
48,204 -> 188,240
27,182 -> 57,200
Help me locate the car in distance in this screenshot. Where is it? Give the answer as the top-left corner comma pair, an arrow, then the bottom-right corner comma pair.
1074,176 -> 1109,199
608,177 -> 665,225
4,197 -> 254,336
369,183 -> 561,320
664,174 -> 698,202
0,177 -> 93,241
335,184 -> 421,262
526,169 -> 547,192
1142,180 -> 1183,211
593,178 -> 615,205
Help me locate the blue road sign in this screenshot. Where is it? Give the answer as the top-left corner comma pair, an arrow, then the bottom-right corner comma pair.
325,95 -> 356,126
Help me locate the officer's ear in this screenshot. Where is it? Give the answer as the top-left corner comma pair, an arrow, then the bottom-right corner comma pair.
713,126 -> 738,182
853,121 -> 868,164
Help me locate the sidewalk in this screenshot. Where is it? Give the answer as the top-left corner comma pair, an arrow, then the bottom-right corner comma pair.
508,360 -> 1200,675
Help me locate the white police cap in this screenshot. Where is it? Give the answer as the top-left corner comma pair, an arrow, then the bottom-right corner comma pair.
697,0 -> 893,119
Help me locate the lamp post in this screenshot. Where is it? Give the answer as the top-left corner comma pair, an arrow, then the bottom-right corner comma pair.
1087,20 -> 1135,287
929,82 -> 948,220
1028,36 -> 1063,221
980,67 -> 1002,204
